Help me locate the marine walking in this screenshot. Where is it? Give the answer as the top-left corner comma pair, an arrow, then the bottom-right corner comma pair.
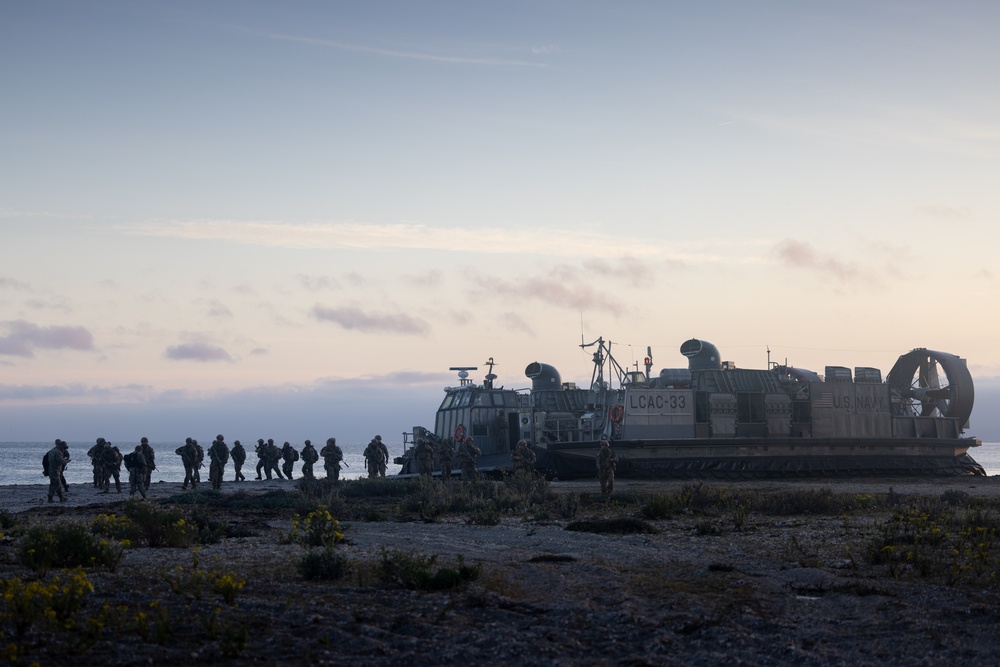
300,440 -> 319,480
208,434 -> 230,490
231,440 -> 246,481
44,439 -> 69,503
363,435 -> 388,478
124,444 -> 148,499
596,438 -> 618,496
321,437 -> 344,481
280,441 -> 298,480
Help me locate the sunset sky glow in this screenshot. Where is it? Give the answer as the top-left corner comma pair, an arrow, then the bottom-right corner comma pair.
2,1 -> 999,444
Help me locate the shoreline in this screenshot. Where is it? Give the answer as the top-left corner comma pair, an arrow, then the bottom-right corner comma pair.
3,473 -> 1000,664
5,473 -> 998,516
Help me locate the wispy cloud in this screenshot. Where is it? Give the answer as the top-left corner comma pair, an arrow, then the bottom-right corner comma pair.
200,299 -> 233,318
582,256 -> 662,287
406,269 -> 443,288
0,320 -> 94,357
502,311 -> 535,336
312,304 -> 430,335
919,204 -> 973,220
297,275 -> 342,292
0,382 -> 149,401
468,266 -> 629,316
736,105 -> 1000,159
775,239 -> 878,284
113,220 -> 657,258
164,342 -> 234,362
0,277 -> 30,291
262,31 -> 548,68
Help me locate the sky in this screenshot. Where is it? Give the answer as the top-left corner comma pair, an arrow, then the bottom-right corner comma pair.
2,0 -> 999,445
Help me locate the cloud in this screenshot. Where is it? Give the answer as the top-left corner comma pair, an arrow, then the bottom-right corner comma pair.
502,311 -> 535,336
775,239 -> 878,284
312,304 -> 430,335
468,265 -> 629,316
200,299 -> 233,318
406,269 -> 443,288
297,275 -> 341,292
0,382 -> 150,401
114,220 -> 656,258
0,277 -> 30,291
164,342 -> 234,362
259,31 -> 548,68
249,347 -> 269,356
582,257 -> 660,287
974,268 -> 994,280
919,204 -> 973,220
0,320 -> 95,357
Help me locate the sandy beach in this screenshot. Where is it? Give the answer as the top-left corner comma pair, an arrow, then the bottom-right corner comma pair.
3,474 -> 1000,665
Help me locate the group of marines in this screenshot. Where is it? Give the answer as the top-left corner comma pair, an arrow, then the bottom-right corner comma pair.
174,435 -> 350,490
410,434 -> 486,480
44,432 -> 620,498
43,436 -> 155,502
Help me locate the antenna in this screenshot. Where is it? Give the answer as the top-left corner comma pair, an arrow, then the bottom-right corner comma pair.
449,366 -> 478,387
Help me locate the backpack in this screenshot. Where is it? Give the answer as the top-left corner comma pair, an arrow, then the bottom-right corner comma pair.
123,452 -> 138,470
292,448 -> 299,462
42,453 -> 49,476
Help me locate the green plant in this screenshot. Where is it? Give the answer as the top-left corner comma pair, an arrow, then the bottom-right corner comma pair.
123,500 -> 192,548
0,568 -> 94,636
288,505 -> 345,549
165,550 -> 246,604
565,517 -> 658,535
299,548 -> 352,581
17,522 -> 124,572
376,549 -> 480,591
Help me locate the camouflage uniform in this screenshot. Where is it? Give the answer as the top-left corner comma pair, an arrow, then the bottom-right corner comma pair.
176,438 -> 199,490
280,442 -> 298,480
231,440 -> 247,481
596,439 -> 618,496
511,439 -> 537,476
436,438 -> 455,481
363,437 -> 385,479
265,439 -> 284,480
255,439 -> 267,479
208,435 -> 230,490
87,438 -> 107,488
414,438 -> 435,477
100,445 -> 123,494
376,436 -> 390,476
320,438 -> 344,481
139,437 -> 156,491
44,441 -> 68,502
193,440 -> 204,484
300,440 -> 319,479
458,437 -> 481,481
125,446 -> 148,498
58,440 -> 70,493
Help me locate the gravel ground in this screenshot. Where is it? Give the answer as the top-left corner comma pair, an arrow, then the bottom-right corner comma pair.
3,475 -> 1000,666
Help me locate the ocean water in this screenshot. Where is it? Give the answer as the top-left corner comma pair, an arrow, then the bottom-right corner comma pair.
3,441 -> 998,486
0,441 -> 399,487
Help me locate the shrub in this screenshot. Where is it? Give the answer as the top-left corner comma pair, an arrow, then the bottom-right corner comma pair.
123,500 -> 192,548
642,494 -> 680,520
377,549 -> 479,591
17,522 -> 124,572
288,505 -> 345,549
0,568 -> 94,636
565,517 -> 658,535
166,550 -> 246,604
299,548 -> 352,581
